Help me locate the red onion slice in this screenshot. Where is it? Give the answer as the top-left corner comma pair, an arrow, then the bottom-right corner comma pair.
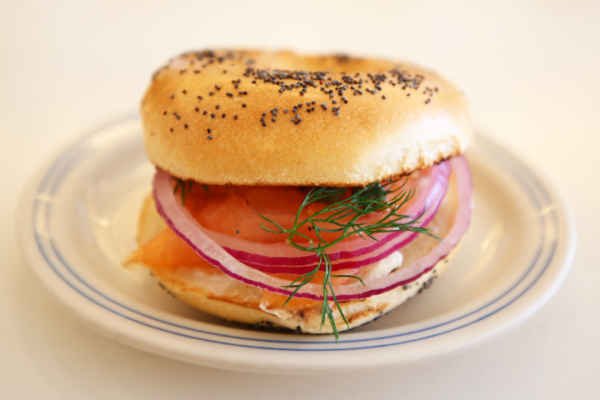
244,176 -> 448,274
153,156 -> 471,301
200,161 -> 451,267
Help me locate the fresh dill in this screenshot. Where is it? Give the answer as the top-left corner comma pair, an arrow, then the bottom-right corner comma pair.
173,178 -> 193,204
259,178 -> 432,338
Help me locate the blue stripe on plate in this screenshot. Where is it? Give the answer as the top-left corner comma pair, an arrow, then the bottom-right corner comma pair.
32,120 -> 559,350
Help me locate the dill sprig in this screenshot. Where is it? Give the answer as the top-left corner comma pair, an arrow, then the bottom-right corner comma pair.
259,179 -> 432,338
173,178 -> 193,204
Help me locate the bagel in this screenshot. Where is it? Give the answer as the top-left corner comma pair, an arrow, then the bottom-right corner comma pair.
126,49 -> 473,335
141,49 -> 471,186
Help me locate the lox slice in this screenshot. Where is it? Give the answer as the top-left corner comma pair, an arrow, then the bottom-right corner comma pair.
127,156 -> 471,301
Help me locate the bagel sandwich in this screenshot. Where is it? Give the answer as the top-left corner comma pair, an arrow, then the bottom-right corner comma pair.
125,49 -> 473,335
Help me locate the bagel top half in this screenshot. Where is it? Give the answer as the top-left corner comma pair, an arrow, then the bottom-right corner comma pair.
141,49 -> 472,185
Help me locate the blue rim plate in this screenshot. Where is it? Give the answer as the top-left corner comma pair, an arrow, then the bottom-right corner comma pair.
17,115 -> 575,373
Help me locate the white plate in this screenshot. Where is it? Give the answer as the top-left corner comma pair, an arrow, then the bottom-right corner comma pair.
17,115 -> 575,373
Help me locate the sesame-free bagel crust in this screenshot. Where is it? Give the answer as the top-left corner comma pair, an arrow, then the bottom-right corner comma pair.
141,49 -> 471,185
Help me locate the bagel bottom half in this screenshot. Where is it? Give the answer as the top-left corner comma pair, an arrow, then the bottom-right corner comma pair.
128,195 -> 455,334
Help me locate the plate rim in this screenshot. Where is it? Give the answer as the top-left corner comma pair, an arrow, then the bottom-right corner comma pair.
16,114 -> 576,373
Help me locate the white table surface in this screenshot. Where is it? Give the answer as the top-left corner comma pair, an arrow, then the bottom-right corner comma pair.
2,1 -> 597,398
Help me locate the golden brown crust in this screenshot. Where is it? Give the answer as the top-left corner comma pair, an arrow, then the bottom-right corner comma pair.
152,260 -> 446,334
141,49 -> 472,185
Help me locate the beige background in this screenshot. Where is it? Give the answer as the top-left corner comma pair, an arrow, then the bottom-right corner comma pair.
2,1 -> 598,398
